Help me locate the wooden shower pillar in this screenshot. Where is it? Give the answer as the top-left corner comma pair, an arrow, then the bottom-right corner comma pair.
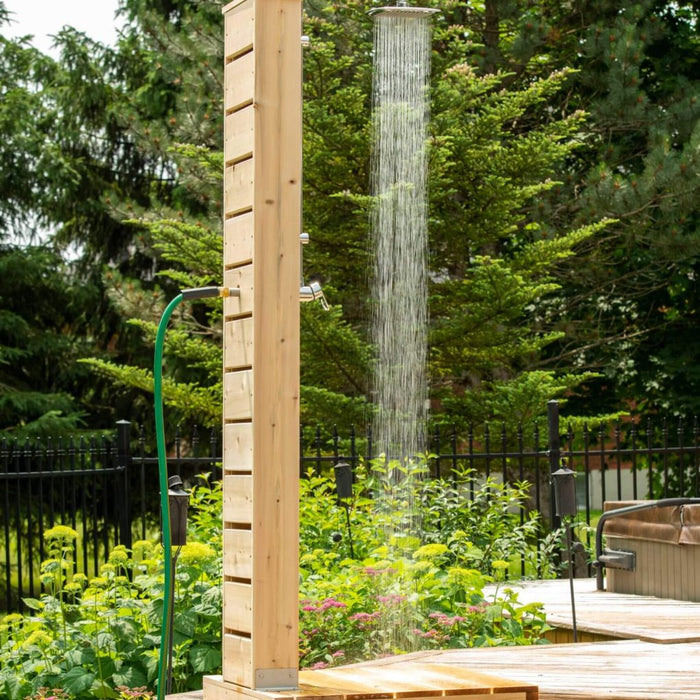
203,0 -> 302,696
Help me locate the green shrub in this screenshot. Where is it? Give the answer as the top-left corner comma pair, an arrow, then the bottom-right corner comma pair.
0,476 -> 222,700
1,463 -> 553,696
298,461 -> 552,668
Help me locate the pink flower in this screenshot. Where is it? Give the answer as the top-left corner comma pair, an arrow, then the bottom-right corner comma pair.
364,566 -> 397,576
311,661 -> 329,670
349,611 -> 381,622
376,594 -> 406,605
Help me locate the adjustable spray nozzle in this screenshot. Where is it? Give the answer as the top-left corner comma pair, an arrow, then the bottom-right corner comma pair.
299,233 -> 329,310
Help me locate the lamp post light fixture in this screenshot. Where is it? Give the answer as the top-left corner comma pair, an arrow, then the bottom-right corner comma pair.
552,461 -> 578,642
333,462 -> 355,558
552,464 -> 577,518
168,474 -> 190,547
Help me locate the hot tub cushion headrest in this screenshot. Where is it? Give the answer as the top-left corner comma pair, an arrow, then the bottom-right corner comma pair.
679,504 -> 700,545
603,501 -> 682,545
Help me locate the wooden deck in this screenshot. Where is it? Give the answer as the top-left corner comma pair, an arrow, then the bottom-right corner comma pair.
361,641 -> 700,700
201,663 -> 538,700
486,577 -> 700,643
170,578 -> 700,700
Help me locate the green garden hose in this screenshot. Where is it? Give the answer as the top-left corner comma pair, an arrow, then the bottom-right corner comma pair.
154,286 -> 233,700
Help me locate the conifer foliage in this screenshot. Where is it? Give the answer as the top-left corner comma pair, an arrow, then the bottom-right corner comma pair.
0,0 -> 696,434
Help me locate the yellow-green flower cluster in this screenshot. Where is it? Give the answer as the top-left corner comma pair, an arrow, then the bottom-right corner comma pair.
44,525 -> 78,541
179,542 -> 217,566
132,540 -> 155,560
108,545 -> 130,567
413,543 -> 448,561
23,629 -> 52,649
0,613 -> 23,638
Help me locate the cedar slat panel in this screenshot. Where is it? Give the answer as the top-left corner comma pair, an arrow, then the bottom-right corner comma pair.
225,159 -> 255,217
224,317 -> 254,370
223,370 -> 253,422
224,265 -> 254,317
223,528 -> 252,579
224,211 -> 254,268
222,634 -> 253,688
224,580 -> 253,633
223,474 -> 253,523
224,0 -> 254,59
225,106 -> 255,164
224,51 -> 255,113
223,422 -> 254,471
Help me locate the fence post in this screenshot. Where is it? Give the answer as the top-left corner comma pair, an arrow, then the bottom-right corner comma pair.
116,420 -> 132,551
547,400 -> 561,530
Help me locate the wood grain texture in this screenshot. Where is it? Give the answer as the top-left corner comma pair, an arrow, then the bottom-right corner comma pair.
483,578 -> 700,643
223,370 -> 253,422
223,528 -> 252,579
223,422 -> 254,471
219,0 -> 302,692
225,106 -> 255,165
197,662 -> 537,700
224,158 -> 255,217
224,211 -> 254,268
223,265 -> 254,318
222,633 -> 253,688
224,580 -> 253,633
224,317 -> 254,371
223,474 -> 253,524
224,0 -> 254,59
224,51 -> 254,114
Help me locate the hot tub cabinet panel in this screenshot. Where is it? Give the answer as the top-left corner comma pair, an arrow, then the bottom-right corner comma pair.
603,501 -> 700,601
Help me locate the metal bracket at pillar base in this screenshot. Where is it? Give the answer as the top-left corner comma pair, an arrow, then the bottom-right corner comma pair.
254,668 -> 299,691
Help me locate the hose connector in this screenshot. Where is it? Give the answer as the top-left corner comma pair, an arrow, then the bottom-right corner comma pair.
181,286 -> 241,300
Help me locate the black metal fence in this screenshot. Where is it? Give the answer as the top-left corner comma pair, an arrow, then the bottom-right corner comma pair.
2,402 -> 699,611
1,430 -> 129,613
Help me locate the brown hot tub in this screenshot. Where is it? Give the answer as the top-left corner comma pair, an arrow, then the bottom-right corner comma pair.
597,499 -> 700,601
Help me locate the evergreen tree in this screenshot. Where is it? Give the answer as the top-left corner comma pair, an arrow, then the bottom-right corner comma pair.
4,0 -> 695,436
0,246 -> 99,435
76,0 -> 623,432
441,0 -> 700,415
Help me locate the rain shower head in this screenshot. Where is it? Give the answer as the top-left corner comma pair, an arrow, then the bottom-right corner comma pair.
368,2 -> 439,18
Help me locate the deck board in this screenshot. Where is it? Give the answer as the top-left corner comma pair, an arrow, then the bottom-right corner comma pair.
172,580 -> 700,700
418,641 -> 700,699
484,578 -> 700,643
198,663 -> 537,700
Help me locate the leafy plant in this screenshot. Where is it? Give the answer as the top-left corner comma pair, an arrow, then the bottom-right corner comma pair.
1,466 -> 553,693
298,460 -> 553,668
0,477 -> 222,699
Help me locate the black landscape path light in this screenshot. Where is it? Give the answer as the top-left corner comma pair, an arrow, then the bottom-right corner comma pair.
168,474 -> 190,547
333,461 -> 355,559
165,474 -> 190,693
552,461 -> 579,642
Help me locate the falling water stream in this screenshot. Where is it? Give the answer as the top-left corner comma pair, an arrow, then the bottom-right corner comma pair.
370,11 -> 433,465
369,7 -> 435,653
